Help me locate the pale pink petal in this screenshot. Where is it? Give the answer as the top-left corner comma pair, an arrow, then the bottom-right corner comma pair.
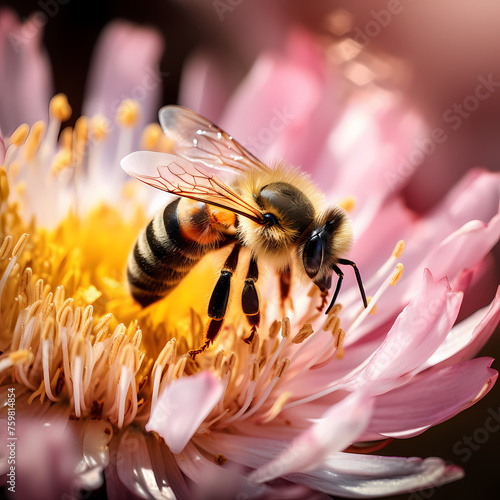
366,357 -> 497,439
146,371 -> 224,454
0,130 -> 5,162
0,9 -> 52,134
249,392 -> 373,484
422,287 -> 500,369
289,453 -> 463,498
344,269 -> 462,393
221,31 -> 339,170
179,50 -> 238,124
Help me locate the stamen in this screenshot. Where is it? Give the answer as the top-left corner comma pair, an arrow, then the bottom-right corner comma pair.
363,239 -> 405,291
334,328 -> 346,350
367,296 -> 377,315
141,123 -> 162,150
0,350 -> 32,373
0,234 -> 29,308
90,115 -> 111,143
257,391 -> 292,424
23,121 -> 45,162
391,263 -> 404,286
5,124 -> 29,165
0,235 -> 13,259
116,99 -> 140,128
268,320 -> 281,339
49,93 -> 72,122
338,196 -> 357,213
323,314 -> 340,333
12,233 -> 28,257
292,324 -> 314,344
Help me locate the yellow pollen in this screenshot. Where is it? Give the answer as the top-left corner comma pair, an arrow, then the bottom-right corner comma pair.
12,233 -> 28,258
141,123 -> 162,150
324,314 -> 340,333
214,454 -> 227,466
23,121 -> 45,161
51,149 -> 72,176
90,114 -> 111,142
49,93 -> 72,122
292,324 -> 314,344
60,126 -> 73,150
367,296 -> 377,315
392,240 -> 405,259
116,99 -> 140,127
94,313 -> 113,334
8,123 -> 29,147
0,235 -> 13,259
336,347 -> 345,359
74,116 -> 89,150
391,263 -> 404,286
281,317 -> 291,338
276,358 -> 290,378
9,350 -> 32,364
334,328 -> 346,350
338,196 -> 357,213
0,167 -> 9,200
268,320 -> 281,339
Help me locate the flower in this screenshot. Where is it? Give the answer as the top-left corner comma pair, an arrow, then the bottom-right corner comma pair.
1,13 -> 500,500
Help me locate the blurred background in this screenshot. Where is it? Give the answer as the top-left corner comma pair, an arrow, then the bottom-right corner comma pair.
1,0 -> 499,498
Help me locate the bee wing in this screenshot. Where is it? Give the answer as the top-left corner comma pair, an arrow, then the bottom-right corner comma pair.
158,105 -> 270,177
121,151 -> 265,224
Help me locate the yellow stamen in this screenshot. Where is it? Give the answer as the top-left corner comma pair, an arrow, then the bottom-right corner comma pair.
9,350 -> 32,364
268,320 -> 281,339
141,123 -> 162,150
8,123 -> 29,147
276,358 -> 290,378
281,317 -> 291,338
391,263 -> 404,286
334,328 -> 346,350
23,121 -> 45,161
0,167 -> 9,201
90,114 -> 111,143
60,126 -> 73,150
0,235 -> 13,259
12,233 -> 28,258
392,240 -> 405,259
50,149 -> 72,176
336,347 -> 345,359
49,93 -> 72,122
338,196 -> 357,213
367,296 -> 377,315
116,99 -> 140,128
324,314 -> 340,333
292,324 -> 314,344
259,391 -> 292,423
327,303 -> 342,318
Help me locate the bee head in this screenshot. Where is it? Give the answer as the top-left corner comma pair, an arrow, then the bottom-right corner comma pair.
300,207 -> 353,291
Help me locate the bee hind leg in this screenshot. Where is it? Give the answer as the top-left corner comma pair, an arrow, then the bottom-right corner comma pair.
189,245 -> 241,359
242,257 -> 260,343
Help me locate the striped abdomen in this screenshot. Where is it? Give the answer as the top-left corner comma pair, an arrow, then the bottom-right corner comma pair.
127,198 -> 231,306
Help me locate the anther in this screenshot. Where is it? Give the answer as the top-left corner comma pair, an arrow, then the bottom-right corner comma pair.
50,149 -> 72,176
42,317 -> 55,341
250,359 -> 260,381
213,350 -> 224,371
268,320 -> 281,339
324,314 -> 340,333
214,454 -> 227,466
141,123 -> 162,149
49,94 -> 72,122
9,350 -> 32,364
281,317 -> 291,338
367,296 -> 377,315
90,114 -> 110,142
0,235 -> 13,260
327,303 -> 342,318
116,99 -> 140,127
338,196 -> 357,213
26,300 -> 42,323
12,233 -> 29,257
391,263 -> 404,286
292,324 -> 314,344
8,124 -> 29,147
276,358 -> 290,378
23,121 -> 45,161
258,391 -> 292,424
392,240 -> 405,259
334,328 -> 346,350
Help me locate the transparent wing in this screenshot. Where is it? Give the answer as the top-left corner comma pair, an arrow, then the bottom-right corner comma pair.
158,105 -> 270,176
121,151 -> 265,224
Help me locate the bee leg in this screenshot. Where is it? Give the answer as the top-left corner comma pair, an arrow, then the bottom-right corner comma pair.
325,265 -> 344,315
336,258 -> 368,308
189,245 -> 241,359
317,289 -> 329,312
279,265 -> 292,316
242,257 -> 260,344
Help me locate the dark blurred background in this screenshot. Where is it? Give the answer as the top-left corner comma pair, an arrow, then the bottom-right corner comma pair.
1,0 -> 499,499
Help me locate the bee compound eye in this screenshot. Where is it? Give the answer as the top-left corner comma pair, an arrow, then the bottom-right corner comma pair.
263,212 -> 279,227
303,235 -> 323,279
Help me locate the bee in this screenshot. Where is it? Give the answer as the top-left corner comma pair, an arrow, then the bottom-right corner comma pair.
122,106 -> 367,358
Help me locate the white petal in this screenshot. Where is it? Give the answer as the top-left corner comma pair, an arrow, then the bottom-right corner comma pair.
146,370 -> 224,454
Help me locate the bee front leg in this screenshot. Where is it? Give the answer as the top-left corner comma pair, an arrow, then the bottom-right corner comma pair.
242,257 -> 260,344
189,245 -> 240,359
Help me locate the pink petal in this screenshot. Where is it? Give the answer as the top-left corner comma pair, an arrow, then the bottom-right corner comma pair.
146,371 -> 224,454
344,269 -> 462,393
249,392 -> 374,484
289,453 -> 464,497
366,357 -> 497,439
423,287 -> 500,369
0,9 -> 52,134
0,130 -> 5,162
